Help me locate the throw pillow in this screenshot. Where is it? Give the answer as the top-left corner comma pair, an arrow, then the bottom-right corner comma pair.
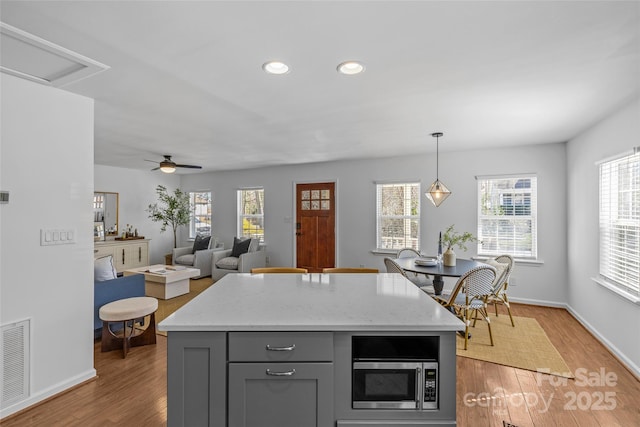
216,256 -> 239,270
192,235 -> 211,253
231,237 -> 251,257
94,255 -> 117,282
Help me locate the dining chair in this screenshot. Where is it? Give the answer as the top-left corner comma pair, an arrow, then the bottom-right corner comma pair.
396,248 -> 420,258
383,258 -> 433,294
432,265 -> 496,350
395,247 -> 431,282
251,267 -> 308,273
483,255 -> 515,326
322,267 -> 379,273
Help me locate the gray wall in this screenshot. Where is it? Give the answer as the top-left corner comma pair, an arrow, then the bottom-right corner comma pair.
95,165 -> 180,264
180,142 -> 568,305
566,97 -> 640,375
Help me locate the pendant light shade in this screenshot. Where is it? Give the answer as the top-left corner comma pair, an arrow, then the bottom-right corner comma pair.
425,132 -> 451,207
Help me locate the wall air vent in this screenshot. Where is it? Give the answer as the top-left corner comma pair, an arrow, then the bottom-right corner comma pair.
0,22 -> 109,87
1,319 -> 30,409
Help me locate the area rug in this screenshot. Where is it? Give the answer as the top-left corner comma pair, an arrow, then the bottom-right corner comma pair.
154,277 -> 215,336
456,315 -> 574,378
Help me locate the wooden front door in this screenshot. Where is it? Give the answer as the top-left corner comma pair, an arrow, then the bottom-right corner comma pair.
296,182 -> 335,273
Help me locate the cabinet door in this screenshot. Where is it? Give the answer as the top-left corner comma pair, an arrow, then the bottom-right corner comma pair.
229,362 -> 333,427
113,246 -> 128,271
126,243 -> 148,268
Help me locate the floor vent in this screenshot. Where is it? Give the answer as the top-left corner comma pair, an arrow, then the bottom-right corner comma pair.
503,422 -> 518,427
1,319 -> 30,409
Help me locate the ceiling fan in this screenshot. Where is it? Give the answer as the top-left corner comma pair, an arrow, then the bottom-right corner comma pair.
145,155 -> 202,173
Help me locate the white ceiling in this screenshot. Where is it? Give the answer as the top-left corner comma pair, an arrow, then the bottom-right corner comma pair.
1,1 -> 638,173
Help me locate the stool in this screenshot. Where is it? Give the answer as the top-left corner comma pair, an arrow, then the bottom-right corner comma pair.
99,297 -> 158,358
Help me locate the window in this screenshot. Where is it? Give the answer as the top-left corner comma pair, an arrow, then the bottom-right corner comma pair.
189,191 -> 211,238
238,188 -> 265,243
599,151 -> 639,297
376,182 -> 420,251
477,175 -> 537,258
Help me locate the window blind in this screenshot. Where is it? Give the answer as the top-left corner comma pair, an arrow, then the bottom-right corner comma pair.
476,175 -> 537,258
599,152 -> 639,296
376,182 -> 420,251
238,188 -> 265,243
189,191 -> 211,238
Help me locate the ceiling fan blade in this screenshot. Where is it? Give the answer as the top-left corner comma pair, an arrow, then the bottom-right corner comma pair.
144,159 -> 160,164
151,166 -> 160,171
175,164 -> 202,169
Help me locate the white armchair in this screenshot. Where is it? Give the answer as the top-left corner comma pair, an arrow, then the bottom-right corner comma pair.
211,238 -> 266,281
173,235 -> 224,279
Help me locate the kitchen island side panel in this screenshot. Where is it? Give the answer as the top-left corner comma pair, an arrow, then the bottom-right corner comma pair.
167,332 -> 226,427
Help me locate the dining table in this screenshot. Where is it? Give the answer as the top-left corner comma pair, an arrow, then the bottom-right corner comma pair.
392,257 -> 487,295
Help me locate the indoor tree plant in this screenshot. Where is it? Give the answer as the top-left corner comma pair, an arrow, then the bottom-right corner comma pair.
147,185 -> 192,262
441,224 -> 478,266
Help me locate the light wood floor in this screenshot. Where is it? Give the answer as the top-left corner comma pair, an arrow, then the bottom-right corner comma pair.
2,304 -> 639,426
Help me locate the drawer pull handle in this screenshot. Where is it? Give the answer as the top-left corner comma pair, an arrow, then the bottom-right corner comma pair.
265,344 -> 296,351
266,368 -> 296,376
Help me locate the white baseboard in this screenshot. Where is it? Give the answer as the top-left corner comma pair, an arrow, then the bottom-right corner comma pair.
509,296 -> 568,308
564,305 -> 640,379
0,368 -> 97,419
510,297 -> 640,379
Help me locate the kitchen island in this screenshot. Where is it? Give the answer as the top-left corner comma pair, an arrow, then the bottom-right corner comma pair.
159,273 -> 464,427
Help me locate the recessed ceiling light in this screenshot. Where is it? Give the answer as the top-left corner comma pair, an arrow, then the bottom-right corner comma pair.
337,61 -> 365,75
262,61 -> 289,75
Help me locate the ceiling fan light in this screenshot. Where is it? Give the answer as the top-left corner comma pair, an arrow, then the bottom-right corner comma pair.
160,162 -> 176,173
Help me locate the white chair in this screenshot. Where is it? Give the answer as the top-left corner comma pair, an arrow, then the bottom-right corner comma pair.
484,255 -> 515,326
396,247 -> 431,283
384,257 -> 433,294
433,265 -> 497,350
172,235 -> 224,278
211,238 -> 266,281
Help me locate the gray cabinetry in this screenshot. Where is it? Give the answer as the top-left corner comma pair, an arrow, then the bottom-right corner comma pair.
227,331 -> 334,427
228,362 -> 333,427
167,332 -> 226,427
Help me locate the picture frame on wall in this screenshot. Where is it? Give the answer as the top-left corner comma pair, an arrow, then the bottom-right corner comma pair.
94,222 -> 105,241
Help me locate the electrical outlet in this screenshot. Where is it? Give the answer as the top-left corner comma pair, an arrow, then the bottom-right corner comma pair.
510,277 -> 517,287
265,256 -> 270,265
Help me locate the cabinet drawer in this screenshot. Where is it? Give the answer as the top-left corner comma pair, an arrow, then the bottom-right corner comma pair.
229,332 -> 333,362
93,246 -> 114,259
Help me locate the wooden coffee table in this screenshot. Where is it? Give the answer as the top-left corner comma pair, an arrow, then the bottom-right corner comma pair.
124,265 -> 200,300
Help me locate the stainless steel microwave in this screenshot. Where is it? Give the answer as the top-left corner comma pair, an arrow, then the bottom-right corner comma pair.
352,361 -> 438,410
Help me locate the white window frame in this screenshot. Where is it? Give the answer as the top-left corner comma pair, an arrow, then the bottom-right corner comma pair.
189,191 -> 211,238
237,188 -> 265,244
597,150 -> 639,301
375,181 -> 421,252
476,174 -> 538,259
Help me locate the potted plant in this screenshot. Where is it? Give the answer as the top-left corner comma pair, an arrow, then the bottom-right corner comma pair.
441,224 -> 478,266
147,185 -> 192,263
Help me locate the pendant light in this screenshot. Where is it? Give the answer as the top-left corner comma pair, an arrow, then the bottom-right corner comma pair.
425,132 -> 451,207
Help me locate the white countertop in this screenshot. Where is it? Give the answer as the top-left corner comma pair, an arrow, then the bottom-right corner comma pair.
158,273 -> 464,332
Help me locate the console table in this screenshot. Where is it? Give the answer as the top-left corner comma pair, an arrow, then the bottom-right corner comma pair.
94,239 -> 150,273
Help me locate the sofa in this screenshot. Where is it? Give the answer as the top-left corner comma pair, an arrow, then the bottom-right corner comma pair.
211,237 -> 266,281
94,254 -> 146,338
172,235 -> 224,278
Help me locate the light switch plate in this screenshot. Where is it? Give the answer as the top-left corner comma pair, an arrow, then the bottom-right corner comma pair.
40,228 -> 76,246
